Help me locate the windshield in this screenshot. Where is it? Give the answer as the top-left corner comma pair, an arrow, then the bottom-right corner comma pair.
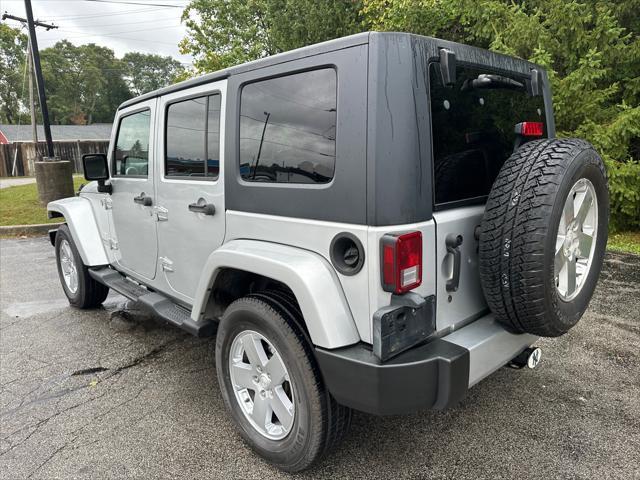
429,63 -> 547,206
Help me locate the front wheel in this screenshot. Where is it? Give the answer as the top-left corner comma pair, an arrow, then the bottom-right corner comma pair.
215,295 -> 350,472
55,224 -> 109,309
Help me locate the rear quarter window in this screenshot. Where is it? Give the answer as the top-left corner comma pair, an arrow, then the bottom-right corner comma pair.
239,68 -> 337,184
429,63 -> 546,206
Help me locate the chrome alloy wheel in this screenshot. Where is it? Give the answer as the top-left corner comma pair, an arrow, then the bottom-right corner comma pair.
228,330 -> 295,440
59,239 -> 79,294
555,178 -> 598,301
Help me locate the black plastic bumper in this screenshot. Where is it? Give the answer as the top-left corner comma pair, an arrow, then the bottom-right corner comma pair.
315,339 -> 470,415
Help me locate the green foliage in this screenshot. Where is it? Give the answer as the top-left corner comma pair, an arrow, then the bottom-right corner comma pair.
41,41 -> 131,124
122,52 -> 185,96
1,25 -> 185,126
180,0 -> 364,71
0,24 -> 28,124
362,0 -> 640,231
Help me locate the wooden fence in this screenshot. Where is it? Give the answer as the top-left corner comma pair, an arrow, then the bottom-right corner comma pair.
0,140 -> 109,177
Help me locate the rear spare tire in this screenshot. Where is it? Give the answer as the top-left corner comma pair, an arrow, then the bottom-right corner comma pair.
479,138 -> 608,337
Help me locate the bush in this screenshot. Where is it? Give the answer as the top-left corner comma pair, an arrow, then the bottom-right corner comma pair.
362,0 -> 640,231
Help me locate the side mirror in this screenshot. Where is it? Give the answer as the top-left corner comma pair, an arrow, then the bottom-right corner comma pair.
82,153 -> 112,194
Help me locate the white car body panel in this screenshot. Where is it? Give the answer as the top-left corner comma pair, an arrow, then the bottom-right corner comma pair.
191,238 -> 360,349
47,196 -> 109,266
154,80 -> 227,304
225,211 -> 438,344
107,99 -> 159,282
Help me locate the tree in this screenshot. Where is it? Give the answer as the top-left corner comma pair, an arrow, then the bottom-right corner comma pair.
0,24 -> 28,124
362,0 -> 640,230
122,52 -> 185,96
40,41 -> 131,124
180,0 -> 364,72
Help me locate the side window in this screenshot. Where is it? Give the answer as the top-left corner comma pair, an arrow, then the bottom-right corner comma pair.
165,94 -> 221,179
239,68 -> 337,184
114,109 -> 151,177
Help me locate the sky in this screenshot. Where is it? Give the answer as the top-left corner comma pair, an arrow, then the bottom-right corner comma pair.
0,0 -> 193,65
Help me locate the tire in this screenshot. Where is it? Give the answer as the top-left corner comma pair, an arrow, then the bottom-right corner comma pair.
215,295 -> 351,472
479,138 -> 609,337
55,224 -> 109,309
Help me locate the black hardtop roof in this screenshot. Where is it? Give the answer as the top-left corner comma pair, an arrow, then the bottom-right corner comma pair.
118,31 -> 541,110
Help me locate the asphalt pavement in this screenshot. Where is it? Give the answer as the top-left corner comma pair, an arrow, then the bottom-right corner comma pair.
0,237 -> 638,479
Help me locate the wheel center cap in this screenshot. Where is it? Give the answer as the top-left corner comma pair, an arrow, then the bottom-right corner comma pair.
564,227 -> 579,258
257,373 -> 270,389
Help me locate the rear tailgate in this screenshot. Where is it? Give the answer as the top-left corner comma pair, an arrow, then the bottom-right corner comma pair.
428,58 -> 549,333
433,206 -> 487,333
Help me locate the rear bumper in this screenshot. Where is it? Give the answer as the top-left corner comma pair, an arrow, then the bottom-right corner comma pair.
315,314 -> 537,415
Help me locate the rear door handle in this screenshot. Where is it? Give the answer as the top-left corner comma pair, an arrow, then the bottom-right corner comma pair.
133,193 -> 153,206
188,202 -> 215,216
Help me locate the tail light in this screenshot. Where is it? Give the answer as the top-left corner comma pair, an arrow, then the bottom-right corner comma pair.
381,231 -> 422,294
515,121 -> 544,137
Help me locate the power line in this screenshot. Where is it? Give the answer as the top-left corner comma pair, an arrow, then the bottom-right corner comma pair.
38,6 -> 177,20
52,23 -> 183,39
241,114 -> 334,140
54,16 -> 181,29
240,137 -> 334,158
42,31 -> 182,47
84,0 -> 185,7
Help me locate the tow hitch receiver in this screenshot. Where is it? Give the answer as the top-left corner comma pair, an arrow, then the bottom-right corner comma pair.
509,347 -> 542,369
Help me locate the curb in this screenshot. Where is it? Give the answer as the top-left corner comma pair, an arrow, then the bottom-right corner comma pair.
0,222 -> 61,237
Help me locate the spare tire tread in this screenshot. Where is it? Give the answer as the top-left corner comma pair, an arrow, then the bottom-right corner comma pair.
479,138 -> 606,336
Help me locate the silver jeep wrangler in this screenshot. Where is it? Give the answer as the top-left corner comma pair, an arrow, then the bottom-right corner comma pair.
48,32 -> 608,472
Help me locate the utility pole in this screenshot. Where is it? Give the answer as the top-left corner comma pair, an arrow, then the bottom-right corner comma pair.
3,6 -> 74,204
23,0 -> 54,158
2,10 -> 55,158
27,39 -> 38,154
252,111 -> 271,180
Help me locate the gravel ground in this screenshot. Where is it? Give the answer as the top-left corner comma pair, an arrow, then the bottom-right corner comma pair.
0,237 -> 638,479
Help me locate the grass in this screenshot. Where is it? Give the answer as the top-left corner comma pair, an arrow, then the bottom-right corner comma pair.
0,176 -> 84,226
607,231 -> 640,255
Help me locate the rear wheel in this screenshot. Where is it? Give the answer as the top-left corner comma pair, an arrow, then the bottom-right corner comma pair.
479,138 -> 608,336
215,295 -> 350,472
55,224 -> 109,309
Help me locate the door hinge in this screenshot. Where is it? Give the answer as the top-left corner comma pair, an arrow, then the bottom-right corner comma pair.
101,197 -> 113,210
159,256 -> 174,272
154,206 -> 169,221
110,239 -> 119,250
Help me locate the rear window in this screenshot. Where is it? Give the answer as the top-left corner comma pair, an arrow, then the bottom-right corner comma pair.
429,63 -> 546,206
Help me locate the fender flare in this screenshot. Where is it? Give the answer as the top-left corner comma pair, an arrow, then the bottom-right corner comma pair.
191,239 -> 360,349
47,197 -> 109,266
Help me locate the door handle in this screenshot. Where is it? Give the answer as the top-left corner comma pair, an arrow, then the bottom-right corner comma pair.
133,193 -> 153,207
445,234 -> 463,292
188,202 -> 216,216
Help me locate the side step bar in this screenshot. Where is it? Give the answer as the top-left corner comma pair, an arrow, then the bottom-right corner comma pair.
89,267 -> 216,337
